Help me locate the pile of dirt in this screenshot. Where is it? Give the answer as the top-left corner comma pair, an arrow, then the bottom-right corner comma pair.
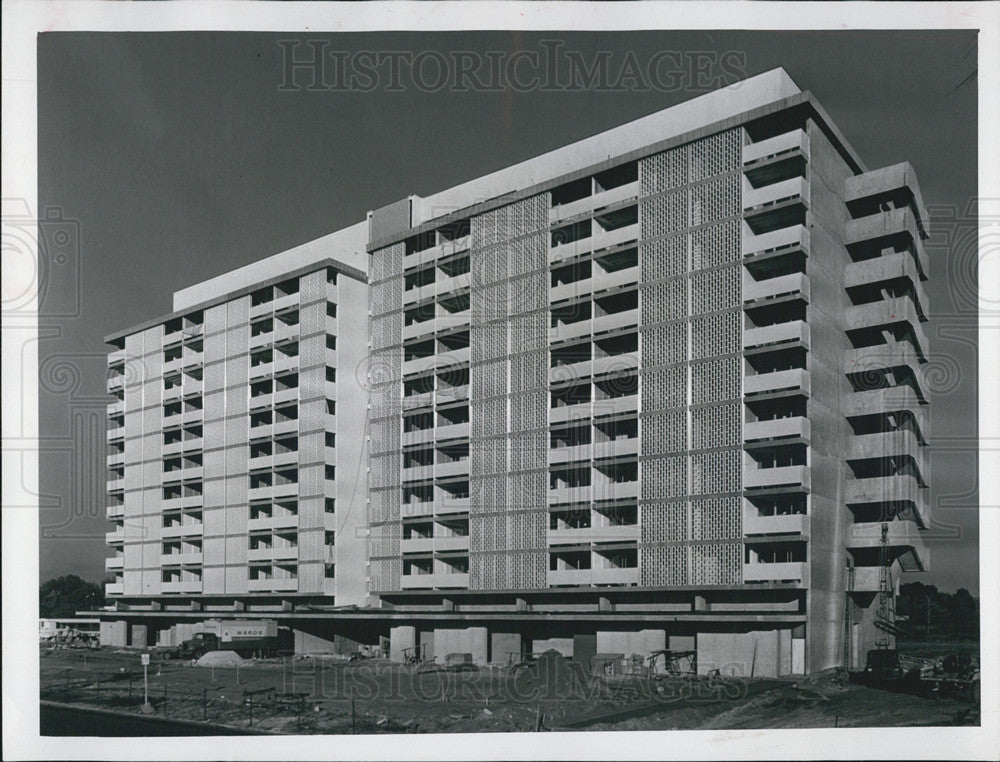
195,650 -> 245,668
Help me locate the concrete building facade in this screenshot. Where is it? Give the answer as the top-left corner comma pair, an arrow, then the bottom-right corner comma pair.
102,68 -> 929,675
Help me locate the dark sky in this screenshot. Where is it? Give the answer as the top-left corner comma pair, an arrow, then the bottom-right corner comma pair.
37,30 -> 979,593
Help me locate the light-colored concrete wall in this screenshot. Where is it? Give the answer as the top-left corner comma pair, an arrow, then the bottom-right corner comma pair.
805,117 -> 858,673
389,625 -> 415,663
696,630 -> 789,677
432,627 -> 488,666
100,620 -> 127,647
172,224 -> 368,311
334,273 -> 370,606
595,629 -> 665,658
414,69 -> 801,227
490,632 -> 522,665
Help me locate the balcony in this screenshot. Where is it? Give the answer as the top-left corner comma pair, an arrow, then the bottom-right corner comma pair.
436,497 -> 471,516
550,223 -> 639,264
403,319 -> 434,342
744,368 -> 810,398
547,524 -> 640,545
161,580 -> 204,594
846,208 -> 929,279
247,577 -> 299,593
106,451 -> 125,468
848,520 -> 928,571
405,237 -> 471,266
550,480 -> 639,505
247,514 -> 299,532
744,416 -> 810,445
549,180 -> 641,224
403,347 -> 470,376
549,400 -> 592,425
107,399 -> 125,417
105,528 -> 126,544
161,522 -> 204,539
433,421 -> 470,441
849,564 -> 900,594
743,129 -> 809,166
248,483 -> 298,501
844,386 -> 927,424
593,437 -> 639,460
742,502 -> 809,536
400,536 -> 469,554
549,443 -> 592,466
743,320 -> 810,352
743,562 -> 808,584
845,343 -> 929,402
402,392 -> 434,410
550,265 -> 640,303
743,177 -> 810,212
400,499 -> 436,519
105,582 -> 124,596
743,272 -> 810,305
160,551 -> 203,566
845,474 -> 924,510
744,465 -> 810,491
547,567 -> 639,587
593,394 -> 639,418
846,250 -> 928,300
742,224 -> 809,260
107,374 -> 125,391
400,572 -> 470,590
402,463 -> 434,482
106,503 -> 124,518
435,459 -> 469,479
845,297 -> 929,358
106,477 -> 125,492
847,429 -> 927,475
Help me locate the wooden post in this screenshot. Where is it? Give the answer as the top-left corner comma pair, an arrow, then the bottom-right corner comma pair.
203,687 -> 208,721
351,696 -> 356,735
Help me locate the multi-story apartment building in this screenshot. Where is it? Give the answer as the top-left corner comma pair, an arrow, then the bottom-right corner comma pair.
102,68 -> 929,675
104,230 -> 371,611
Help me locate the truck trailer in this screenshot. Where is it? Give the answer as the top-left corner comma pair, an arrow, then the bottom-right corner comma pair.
160,620 -> 280,659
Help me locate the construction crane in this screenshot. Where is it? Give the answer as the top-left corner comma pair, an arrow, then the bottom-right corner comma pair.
874,521 -> 901,648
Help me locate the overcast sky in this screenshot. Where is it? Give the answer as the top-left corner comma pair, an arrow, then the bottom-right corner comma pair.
36,30 -> 979,593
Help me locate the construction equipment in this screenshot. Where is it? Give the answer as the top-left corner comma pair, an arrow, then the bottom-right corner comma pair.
160,620 -> 279,659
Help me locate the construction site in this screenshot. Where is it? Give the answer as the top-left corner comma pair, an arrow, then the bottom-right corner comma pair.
40,635 -> 979,735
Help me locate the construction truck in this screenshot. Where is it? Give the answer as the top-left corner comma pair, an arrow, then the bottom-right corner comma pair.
160,620 -> 280,660
851,649 -> 981,703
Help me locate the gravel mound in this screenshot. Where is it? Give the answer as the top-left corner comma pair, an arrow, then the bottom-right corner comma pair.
195,650 -> 245,667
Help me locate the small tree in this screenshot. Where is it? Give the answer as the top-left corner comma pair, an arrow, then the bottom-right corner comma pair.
39,575 -> 104,618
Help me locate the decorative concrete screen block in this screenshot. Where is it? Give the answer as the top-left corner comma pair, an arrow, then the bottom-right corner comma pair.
202,507 -> 226,536
225,565 -> 248,594
642,189 -> 688,238
300,270 -> 326,303
691,449 -> 740,495
298,560 -> 323,593
641,543 -> 688,586
691,542 -> 741,585
640,323 -> 686,367
691,311 -> 740,359
691,357 -> 740,405
296,333 -> 322,368
641,410 -> 687,454
691,265 -> 740,314
691,403 -> 741,450
641,454 -> 687,500
691,221 -> 740,270
202,565 -> 225,594
691,497 -> 741,541
641,502 -> 689,544
640,146 -> 687,196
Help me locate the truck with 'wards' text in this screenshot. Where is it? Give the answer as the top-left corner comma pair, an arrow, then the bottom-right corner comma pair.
160,620 -> 280,659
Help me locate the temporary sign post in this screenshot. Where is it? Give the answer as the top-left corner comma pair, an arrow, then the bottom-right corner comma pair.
140,653 -> 154,714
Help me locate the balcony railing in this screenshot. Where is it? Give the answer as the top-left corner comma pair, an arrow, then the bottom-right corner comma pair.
744,416 -> 810,444
400,572 -> 470,589
547,524 -> 640,545
743,561 -> 808,584
743,177 -> 809,212
549,181 -> 640,224
744,368 -> 810,398
742,501 -> 809,536
743,272 -> 810,305
743,320 -> 810,352
742,224 -> 809,260
743,129 -> 809,166
547,567 -> 639,586
743,465 -> 810,491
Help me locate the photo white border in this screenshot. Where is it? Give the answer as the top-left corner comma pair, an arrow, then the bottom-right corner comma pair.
3,2 -> 998,760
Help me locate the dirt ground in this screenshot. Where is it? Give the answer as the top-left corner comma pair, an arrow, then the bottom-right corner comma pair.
39,644 -> 979,734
